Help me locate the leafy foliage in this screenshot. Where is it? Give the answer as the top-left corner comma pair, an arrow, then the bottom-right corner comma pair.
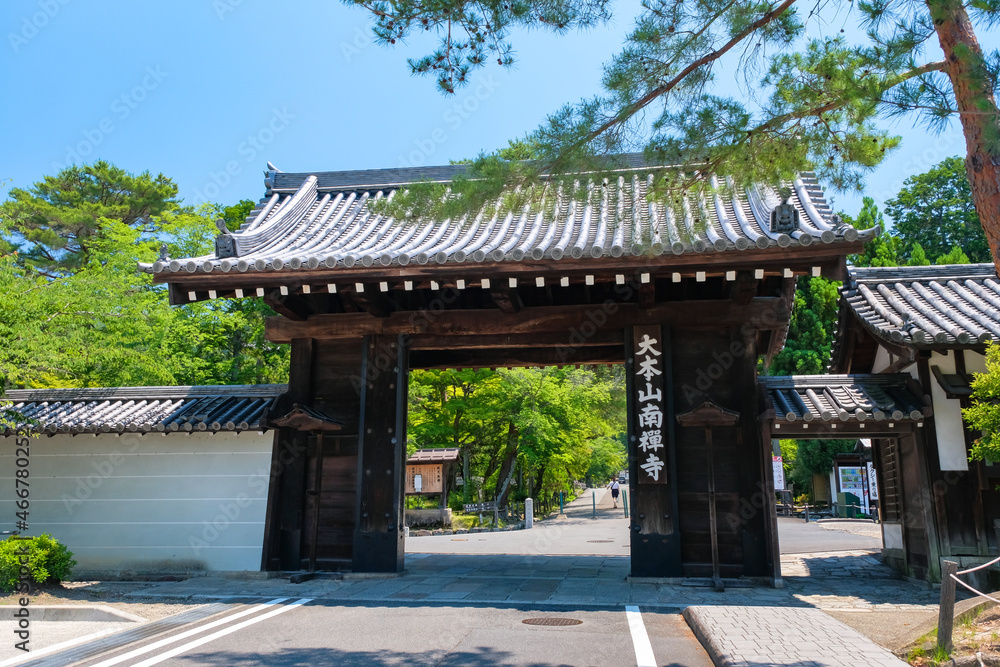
408,365 -> 625,507
847,196 -> 900,267
0,534 -> 76,592
769,276 -> 840,375
0,163 -> 288,389
0,161 -> 179,275
884,156 -> 987,263
343,0 -> 612,93
964,343 -> 1000,462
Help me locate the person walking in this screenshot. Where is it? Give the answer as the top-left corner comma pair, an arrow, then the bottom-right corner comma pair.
608,478 -> 620,509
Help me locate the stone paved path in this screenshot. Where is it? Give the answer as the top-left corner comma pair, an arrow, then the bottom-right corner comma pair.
684,606 -> 909,666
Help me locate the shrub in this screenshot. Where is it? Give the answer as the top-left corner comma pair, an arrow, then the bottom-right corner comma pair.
0,534 -> 76,593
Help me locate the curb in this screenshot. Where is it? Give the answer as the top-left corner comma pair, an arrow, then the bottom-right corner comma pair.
682,607 -> 727,667
406,522 -> 527,537
18,604 -> 147,623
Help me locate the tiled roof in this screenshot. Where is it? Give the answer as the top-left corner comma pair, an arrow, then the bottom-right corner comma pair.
842,263 -> 1000,347
1,385 -> 285,435
759,374 -> 931,423
407,447 -> 461,464
143,159 -> 869,276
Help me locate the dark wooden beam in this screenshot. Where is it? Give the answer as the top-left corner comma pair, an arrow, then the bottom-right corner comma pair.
766,419 -> 921,439
348,289 -> 396,318
729,271 -> 758,305
638,281 -> 655,309
408,330 -> 623,350
489,287 -> 523,314
155,245 -> 860,297
411,345 -> 623,369
264,290 -> 313,322
266,298 -> 790,343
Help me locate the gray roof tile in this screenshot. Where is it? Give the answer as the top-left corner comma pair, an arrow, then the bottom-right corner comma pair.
1,385 -> 285,435
842,263 -> 1000,347
759,374 -> 930,423
144,159 -> 869,276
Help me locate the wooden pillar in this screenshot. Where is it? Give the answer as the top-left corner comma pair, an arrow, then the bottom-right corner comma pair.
261,338 -> 314,571
760,419 -> 783,586
663,324 -> 771,581
628,325 -> 682,577
352,334 -> 409,573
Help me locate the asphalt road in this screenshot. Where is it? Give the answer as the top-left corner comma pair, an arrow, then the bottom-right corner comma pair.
776,517 -> 882,554
67,600 -> 712,667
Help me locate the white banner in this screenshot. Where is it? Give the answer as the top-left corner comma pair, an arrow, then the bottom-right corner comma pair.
772,455 -> 785,491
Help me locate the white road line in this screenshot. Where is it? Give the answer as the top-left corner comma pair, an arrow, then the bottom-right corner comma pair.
0,628 -> 120,667
129,598 -> 312,667
625,605 -> 657,667
90,598 -> 291,667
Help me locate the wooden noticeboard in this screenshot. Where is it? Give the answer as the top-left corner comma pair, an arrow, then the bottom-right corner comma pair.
406,463 -> 443,494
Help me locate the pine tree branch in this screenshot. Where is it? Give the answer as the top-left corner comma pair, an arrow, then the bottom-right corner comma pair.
551,0 -> 800,169
751,59 -> 947,135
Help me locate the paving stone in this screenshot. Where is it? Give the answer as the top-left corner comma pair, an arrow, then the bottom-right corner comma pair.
683,606 -> 909,667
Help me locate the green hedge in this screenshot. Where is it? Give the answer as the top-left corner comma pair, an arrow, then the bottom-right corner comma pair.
0,534 -> 76,593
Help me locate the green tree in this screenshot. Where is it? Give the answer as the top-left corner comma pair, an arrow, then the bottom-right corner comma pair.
784,439 -> 858,499
768,276 -> 840,375
964,343 -> 1000,462
936,245 -> 971,265
212,199 -> 257,232
408,366 -> 625,509
885,156 -> 987,263
908,242 -> 932,266
0,161 -> 179,275
847,197 -> 900,267
348,1 -> 1000,268
0,163 -> 289,389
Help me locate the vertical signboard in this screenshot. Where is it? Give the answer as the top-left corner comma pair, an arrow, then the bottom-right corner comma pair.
633,326 -> 667,484
772,455 -> 785,491
867,463 -> 878,500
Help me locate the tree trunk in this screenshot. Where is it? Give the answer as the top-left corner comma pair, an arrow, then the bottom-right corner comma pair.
531,464 -> 546,499
493,422 -> 519,506
929,0 -> 1000,270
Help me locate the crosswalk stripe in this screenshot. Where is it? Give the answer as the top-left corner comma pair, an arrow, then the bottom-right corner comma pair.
89,598 -> 290,667
625,605 -> 657,667
128,598 -> 312,667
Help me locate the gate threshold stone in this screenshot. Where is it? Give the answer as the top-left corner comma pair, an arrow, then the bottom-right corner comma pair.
683,605 -> 907,666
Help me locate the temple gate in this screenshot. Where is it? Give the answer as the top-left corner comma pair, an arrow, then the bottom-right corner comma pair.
147,159 -> 869,582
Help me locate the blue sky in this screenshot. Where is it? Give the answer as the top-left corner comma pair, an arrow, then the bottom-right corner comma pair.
0,0 -> 977,221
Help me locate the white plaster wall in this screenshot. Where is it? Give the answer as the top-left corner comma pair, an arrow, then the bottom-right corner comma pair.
882,522 -> 904,550
872,346 -> 893,373
967,351 -> 987,374
929,350 -> 970,471
0,431 -> 273,572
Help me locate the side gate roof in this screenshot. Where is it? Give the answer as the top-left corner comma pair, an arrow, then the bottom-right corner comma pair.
2,385 -> 286,435
834,264 -> 1000,363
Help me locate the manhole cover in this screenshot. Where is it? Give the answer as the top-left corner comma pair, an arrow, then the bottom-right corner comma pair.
587,540 -> 614,543
522,618 -> 583,627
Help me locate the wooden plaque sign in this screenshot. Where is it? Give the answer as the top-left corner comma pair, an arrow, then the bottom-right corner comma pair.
633,326 -> 667,485
406,463 -> 443,494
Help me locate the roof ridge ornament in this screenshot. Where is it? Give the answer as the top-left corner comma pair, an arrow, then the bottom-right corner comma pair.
769,190 -> 798,234
214,218 -> 238,259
